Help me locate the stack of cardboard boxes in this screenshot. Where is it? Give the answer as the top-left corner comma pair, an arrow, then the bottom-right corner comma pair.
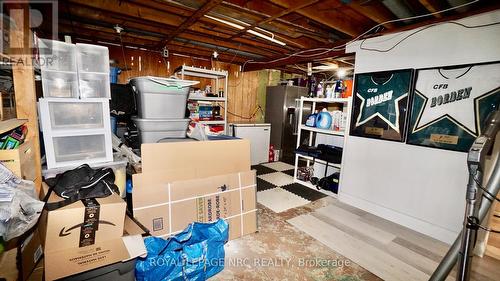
6,139 -> 256,280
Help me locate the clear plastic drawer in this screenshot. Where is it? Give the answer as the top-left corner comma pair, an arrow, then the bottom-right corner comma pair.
39,98 -> 109,131
41,70 -> 79,98
79,72 -> 111,98
76,43 -> 110,74
38,39 -> 77,72
53,134 -> 107,163
48,101 -> 104,130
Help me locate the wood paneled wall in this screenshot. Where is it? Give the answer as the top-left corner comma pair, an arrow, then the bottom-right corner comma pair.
107,46 -> 278,123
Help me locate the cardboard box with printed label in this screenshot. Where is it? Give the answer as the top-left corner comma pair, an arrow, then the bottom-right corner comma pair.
133,139 -> 257,240
39,183 -> 146,281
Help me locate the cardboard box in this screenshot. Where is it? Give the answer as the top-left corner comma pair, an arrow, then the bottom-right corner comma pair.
133,170 -> 257,239
19,228 -> 43,281
133,140 -> 257,240
0,141 -> 36,181
0,247 -> 18,281
39,184 -> 146,281
40,184 -> 126,252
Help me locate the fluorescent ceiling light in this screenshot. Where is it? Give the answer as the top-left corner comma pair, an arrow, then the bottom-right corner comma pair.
205,15 -> 244,30
312,63 -> 339,70
204,15 -> 286,46
337,68 -> 346,78
247,30 -> 286,46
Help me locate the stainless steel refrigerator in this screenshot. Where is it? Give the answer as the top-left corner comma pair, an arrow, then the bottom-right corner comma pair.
265,85 -> 310,164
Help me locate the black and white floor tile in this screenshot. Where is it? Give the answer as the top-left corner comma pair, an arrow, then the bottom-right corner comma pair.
252,161 -> 327,213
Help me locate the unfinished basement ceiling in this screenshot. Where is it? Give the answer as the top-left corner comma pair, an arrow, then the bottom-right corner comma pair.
35,0 -> 499,72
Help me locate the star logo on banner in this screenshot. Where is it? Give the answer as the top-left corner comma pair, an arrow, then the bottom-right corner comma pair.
412,86 -> 500,136
355,90 -> 407,133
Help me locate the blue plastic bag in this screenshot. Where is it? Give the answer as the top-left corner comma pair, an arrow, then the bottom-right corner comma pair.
136,219 -> 229,281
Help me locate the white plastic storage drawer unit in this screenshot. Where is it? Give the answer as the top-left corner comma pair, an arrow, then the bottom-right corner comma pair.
76,43 -> 110,74
39,98 -> 113,168
38,38 -> 77,72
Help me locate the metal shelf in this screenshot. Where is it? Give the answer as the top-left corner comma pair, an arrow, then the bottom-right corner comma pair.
176,65 -> 228,133
293,178 -> 338,198
293,96 -> 351,198
296,153 -> 341,168
299,125 -> 345,136
188,96 -> 226,102
301,97 -> 349,103
197,120 -> 226,125
175,65 -> 228,79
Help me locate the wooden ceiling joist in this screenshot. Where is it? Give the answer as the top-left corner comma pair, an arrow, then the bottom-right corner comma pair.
267,0 -> 368,37
67,0 -> 185,27
40,0 -> 498,73
64,28 -> 247,65
64,0 -> 279,58
156,0 -> 223,47
418,0 -> 448,18
60,5 -> 293,53
228,0 -> 320,39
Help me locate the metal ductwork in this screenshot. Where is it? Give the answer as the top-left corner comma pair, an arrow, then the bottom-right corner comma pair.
381,0 -> 415,23
447,0 -> 473,13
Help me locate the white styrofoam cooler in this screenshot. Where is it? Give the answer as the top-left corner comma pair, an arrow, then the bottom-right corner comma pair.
39,98 -> 113,169
129,76 -> 199,119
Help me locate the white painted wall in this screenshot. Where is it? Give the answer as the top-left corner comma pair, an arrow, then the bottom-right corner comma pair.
340,10 -> 500,243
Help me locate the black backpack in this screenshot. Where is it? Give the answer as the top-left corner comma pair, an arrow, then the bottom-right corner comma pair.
44,164 -> 119,210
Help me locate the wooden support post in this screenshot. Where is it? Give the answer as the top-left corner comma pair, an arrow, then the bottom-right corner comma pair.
8,3 -> 42,193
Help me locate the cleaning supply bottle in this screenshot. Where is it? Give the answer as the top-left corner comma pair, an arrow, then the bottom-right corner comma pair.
325,84 -> 333,98
316,108 -> 333,129
316,81 -> 324,97
305,110 -> 318,127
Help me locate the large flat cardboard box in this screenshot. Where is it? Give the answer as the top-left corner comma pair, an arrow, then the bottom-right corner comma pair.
133,170 -> 257,239
39,183 -> 145,281
133,140 -> 257,240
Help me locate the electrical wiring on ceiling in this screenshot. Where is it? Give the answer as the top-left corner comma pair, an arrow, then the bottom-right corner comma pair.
241,0 -> 482,71
359,20 -> 500,53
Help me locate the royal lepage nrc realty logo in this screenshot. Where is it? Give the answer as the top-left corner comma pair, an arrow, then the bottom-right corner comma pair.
0,0 -> 58,68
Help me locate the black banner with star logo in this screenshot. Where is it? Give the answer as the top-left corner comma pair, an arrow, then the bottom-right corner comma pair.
350,69 -> 414,142
407,62 -> 500,152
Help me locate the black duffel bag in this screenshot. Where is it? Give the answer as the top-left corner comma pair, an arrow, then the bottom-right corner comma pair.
44,164 -> 119,210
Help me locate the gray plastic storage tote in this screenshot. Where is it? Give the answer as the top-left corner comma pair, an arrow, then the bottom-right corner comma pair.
129,76 -> 199,119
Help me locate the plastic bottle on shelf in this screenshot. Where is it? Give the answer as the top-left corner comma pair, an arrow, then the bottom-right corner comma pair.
316,109 -> 332,129
316,81 -> 324,98
306,110 -> 318,127
325,85 -> 333,99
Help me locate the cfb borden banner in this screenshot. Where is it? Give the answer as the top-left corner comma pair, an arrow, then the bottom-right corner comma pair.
407,62 -> 500,152
350,69 -> 414,142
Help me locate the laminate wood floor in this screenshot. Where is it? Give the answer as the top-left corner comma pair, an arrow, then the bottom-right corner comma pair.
288,199 -> 500,281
